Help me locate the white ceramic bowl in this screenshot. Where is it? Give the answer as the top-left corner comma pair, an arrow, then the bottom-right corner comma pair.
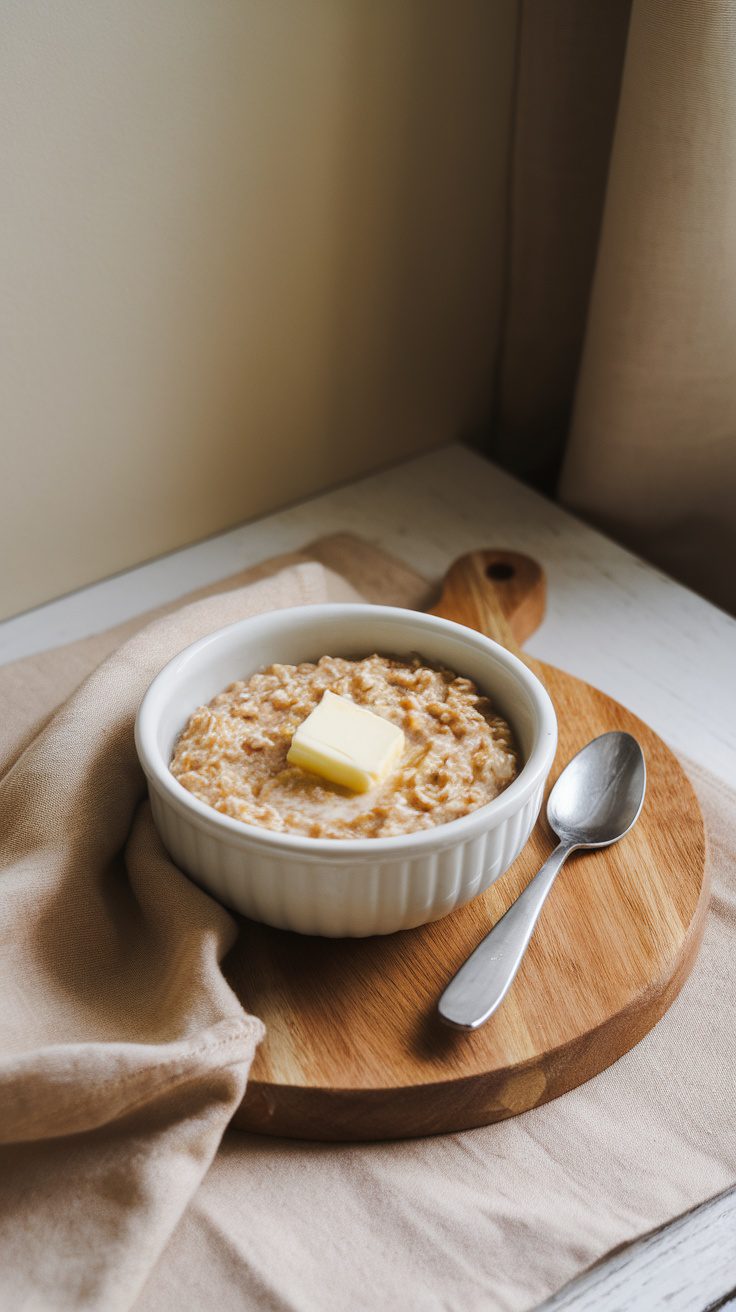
135,604 -> 557,937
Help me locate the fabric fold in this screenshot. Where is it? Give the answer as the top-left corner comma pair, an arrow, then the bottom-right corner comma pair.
0,562 -> 355,1311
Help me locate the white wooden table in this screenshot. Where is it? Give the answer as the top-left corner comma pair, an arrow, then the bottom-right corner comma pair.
3,444 -> 735,1310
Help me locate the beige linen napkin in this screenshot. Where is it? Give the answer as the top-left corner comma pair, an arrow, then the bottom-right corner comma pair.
2,537 -> 735,1311
0,561 -> 359,1311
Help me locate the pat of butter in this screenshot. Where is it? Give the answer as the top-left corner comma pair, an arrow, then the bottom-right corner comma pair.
287,690 -> 405,794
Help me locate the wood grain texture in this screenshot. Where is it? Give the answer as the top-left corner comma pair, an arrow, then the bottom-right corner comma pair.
538,1186 -> 736,1312
228,545 -> 708,1140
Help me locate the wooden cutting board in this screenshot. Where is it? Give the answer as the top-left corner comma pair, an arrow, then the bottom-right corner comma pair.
227,546 -> 708,1141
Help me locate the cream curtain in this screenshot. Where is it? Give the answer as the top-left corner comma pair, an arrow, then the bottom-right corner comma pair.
491,0 -> 736,614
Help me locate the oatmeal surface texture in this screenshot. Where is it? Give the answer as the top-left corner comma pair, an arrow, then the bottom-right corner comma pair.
170,654 -> 518,839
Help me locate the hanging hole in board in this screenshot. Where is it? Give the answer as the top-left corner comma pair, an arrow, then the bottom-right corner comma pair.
486,562 -> 514,582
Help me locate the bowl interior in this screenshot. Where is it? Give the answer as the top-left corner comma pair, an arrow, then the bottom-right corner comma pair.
148,607 -> 543,774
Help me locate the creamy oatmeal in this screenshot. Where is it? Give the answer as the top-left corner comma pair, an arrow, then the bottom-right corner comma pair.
170,654 -> 518,839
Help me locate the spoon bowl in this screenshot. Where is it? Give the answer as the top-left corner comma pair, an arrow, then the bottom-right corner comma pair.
549,731 -> 646,848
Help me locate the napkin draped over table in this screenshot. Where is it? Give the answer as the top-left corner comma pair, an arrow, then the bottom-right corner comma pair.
1,538 -> 734,1312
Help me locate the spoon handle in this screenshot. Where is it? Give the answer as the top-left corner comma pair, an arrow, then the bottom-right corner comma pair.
438,842 -> 573,1030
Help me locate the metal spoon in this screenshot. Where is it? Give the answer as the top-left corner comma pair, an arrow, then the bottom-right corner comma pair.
438,731 -> 646,1030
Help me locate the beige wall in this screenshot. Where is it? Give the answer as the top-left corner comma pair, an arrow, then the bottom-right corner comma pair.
1,1 -> 517,619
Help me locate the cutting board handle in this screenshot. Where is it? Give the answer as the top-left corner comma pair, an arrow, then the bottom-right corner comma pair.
429,550 -> 545,666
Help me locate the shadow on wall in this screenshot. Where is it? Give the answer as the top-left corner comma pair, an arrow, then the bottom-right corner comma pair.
322,1 -> 513,473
